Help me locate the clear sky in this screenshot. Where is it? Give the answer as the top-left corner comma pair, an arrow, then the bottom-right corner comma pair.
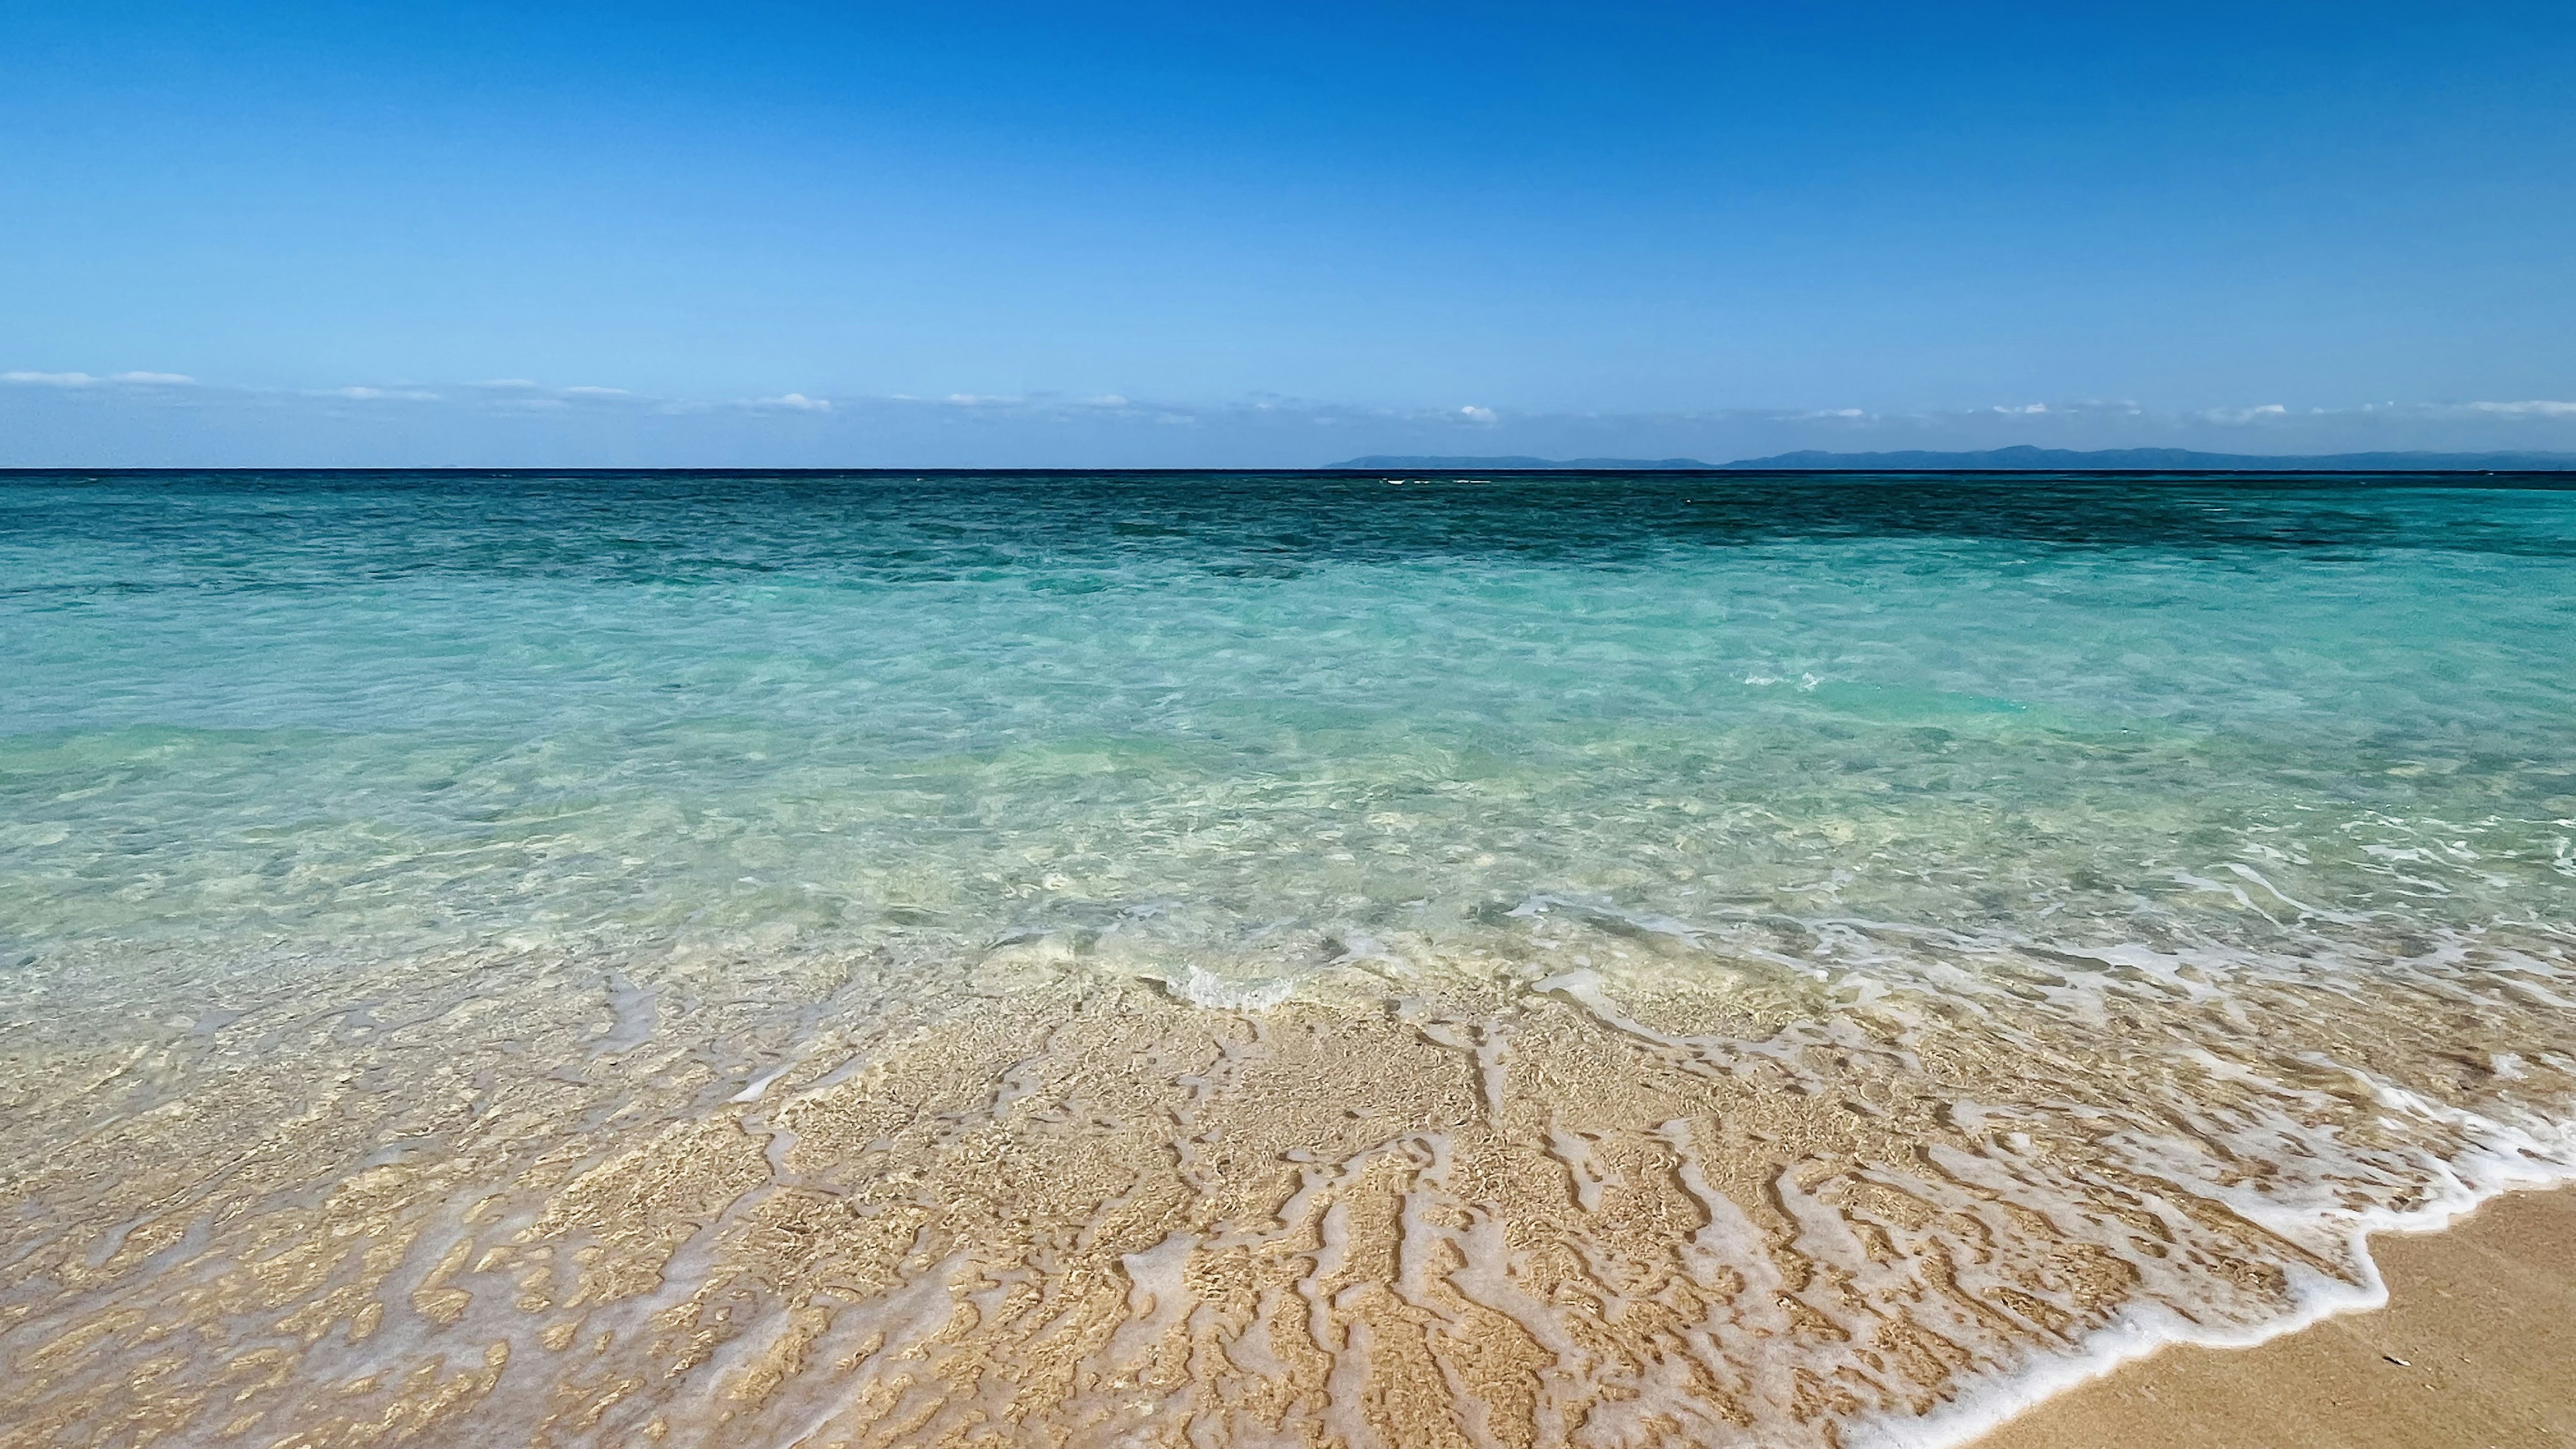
5,1 -> 2574,466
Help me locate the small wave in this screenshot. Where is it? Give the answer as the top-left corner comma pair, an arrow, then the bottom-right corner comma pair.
1158,963 -> 1298,1010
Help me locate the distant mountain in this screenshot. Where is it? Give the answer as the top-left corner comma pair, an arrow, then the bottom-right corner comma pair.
1326,454 -> 1715,470
1719,445 -> 2576,471
1322,446 -> 2575,472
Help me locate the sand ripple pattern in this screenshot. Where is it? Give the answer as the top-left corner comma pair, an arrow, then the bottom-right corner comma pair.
5,901 -> 2573,1449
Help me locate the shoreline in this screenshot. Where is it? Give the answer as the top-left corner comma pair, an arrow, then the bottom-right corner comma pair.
1962,1185 -> 2576,1449
7,950 -> 2575,1447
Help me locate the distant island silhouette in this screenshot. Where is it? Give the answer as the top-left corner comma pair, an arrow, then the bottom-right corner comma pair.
1330,445 -> 2576,472
1329,455 -> 1716,470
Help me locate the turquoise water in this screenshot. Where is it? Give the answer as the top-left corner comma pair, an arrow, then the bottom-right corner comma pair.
9,471 -> 2573,960
4,470 -> 2575,1448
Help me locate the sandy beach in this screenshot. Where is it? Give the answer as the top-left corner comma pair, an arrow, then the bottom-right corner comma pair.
1976,1187 -> 2576,1449
7,472 -> 2573,1446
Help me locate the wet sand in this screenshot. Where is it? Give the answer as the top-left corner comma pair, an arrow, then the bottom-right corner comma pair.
1974,1187 -> 2576,1449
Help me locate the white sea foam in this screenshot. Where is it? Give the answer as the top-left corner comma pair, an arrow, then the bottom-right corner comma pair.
1159,963 -> 1299,1010
1862,1136 -> 2576,1449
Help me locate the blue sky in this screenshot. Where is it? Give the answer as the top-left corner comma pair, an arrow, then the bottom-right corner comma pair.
5,1 -> 2574,465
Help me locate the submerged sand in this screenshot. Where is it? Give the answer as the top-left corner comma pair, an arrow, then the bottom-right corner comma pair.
1975,1187 -> 2576,1449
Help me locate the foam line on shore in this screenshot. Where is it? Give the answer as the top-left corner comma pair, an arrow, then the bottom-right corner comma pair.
1864,1132 -> 2576,1449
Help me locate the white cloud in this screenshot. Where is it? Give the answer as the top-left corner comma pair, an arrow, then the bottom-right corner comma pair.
5,369 -> 193,388
2458,399 -> 2576,417
1459,405 -> 1498,423
460,378 -> 641,410
2203,403 -> 2289,423
751,392 -> 832,411
325,385 -> 440,401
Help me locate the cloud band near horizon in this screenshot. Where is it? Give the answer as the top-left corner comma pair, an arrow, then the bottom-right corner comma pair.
6,368 -> 2575,470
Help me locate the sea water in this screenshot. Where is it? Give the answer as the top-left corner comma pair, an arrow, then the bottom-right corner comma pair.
2,470 -> 2572,1447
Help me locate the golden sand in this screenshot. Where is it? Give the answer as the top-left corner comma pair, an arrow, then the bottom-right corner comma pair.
1974,1187 -> 2576,1449
2,919 -> 2571,1447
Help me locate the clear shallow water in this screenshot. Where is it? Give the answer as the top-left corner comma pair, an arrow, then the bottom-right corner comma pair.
3,470 -> 2574,1448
